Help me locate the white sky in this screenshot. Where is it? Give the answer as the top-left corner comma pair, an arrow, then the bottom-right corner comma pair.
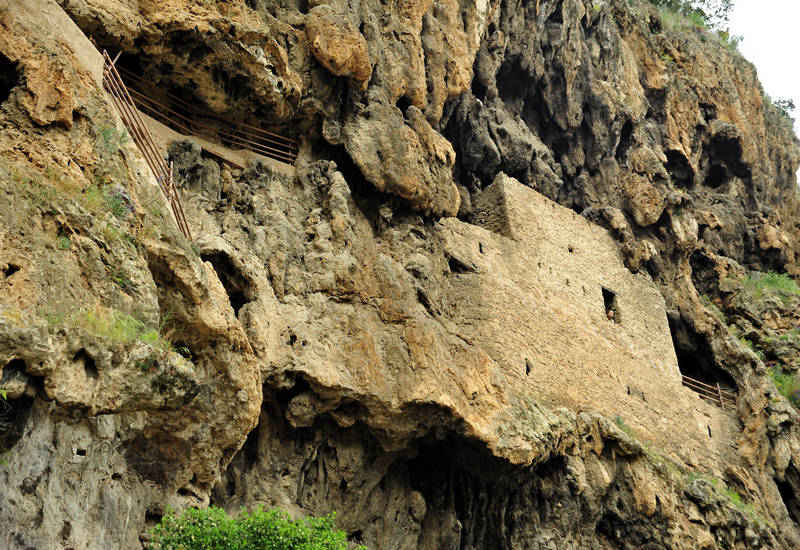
728,1 -> 800,138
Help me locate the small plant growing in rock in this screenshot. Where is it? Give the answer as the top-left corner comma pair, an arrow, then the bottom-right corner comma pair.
700,294 -> 726,323
107,265 -> 133,293
613,415 -> 636,438
40,306 -> 181,354
768,367 -> 800,408
136,354 -> 160,373
105,185 -> 135,218
147,506 -> 363,550
56,236 -> 71,250
738,337 -> 765,361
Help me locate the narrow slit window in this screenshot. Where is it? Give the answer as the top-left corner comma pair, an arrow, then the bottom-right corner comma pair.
602,287 -> 621,323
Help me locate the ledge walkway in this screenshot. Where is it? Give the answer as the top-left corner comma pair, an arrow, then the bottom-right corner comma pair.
102,50 -> 298,238
114,64 -> 298,171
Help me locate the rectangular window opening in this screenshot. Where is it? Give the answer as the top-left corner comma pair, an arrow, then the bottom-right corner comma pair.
602,287 -> 621,323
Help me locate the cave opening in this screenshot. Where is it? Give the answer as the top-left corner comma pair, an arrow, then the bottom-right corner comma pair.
497,56 -> 531,105
699,102 -> 717,121
702,133 -> 751,191
665,150 -> 694,188
776,471 -> 800,523
0,392 -> 34,453
471,76 -> 488,101
347,530 -> 364,544
73,349 -> 98,382
275,376 -> 313,409
0,52 -> 20,106
144,508 -> 163,529
396,95 -> 413,115
2,262 -> 20,278
669,318 -> 737,395
407,435 -> 572,549
1,358 -> 26,385
200,252 -> 252,315
704,163 -> 728,189
615,120 -> 634,162
241,420 -> 262,466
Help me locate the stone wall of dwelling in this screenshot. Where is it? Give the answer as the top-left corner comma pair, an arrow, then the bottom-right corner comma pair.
440,175 -> 738,472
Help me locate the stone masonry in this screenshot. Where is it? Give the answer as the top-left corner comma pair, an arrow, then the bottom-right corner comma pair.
439,174 -> 740,472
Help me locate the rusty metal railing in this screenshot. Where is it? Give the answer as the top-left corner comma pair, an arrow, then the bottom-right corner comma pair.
681,374 -> 737,410
102,51 -> 192,240
114,65 -> 298,165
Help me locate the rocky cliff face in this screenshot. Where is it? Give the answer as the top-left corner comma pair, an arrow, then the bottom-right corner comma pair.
1,0 -> 800,548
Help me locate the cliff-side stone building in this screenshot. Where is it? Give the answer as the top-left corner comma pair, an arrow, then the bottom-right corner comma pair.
438,174 -> 739,471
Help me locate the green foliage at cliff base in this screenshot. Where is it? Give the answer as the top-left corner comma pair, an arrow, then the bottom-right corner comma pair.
147,506 -> 364,550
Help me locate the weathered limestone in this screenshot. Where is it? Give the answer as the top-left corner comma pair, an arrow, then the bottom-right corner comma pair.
305,5 -> 372,91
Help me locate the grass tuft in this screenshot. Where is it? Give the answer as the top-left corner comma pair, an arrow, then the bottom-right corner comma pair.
741,271 -> 800,304
768,367 -> 800,408
40,306 -> 177,353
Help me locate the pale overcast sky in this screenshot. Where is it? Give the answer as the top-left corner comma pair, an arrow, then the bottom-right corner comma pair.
728,1 -> 800,139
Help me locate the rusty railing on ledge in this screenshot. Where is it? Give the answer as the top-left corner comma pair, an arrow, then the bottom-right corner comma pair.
102,50 -> 192,240
114,65 -> 298,165
681,374 -> 737,410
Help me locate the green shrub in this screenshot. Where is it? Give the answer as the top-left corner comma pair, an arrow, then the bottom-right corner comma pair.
769,367 -> 800,408
650,0 -> 740,51
649,0 -> 731,31
741,271 -> 800,302
147,506 -> 362,550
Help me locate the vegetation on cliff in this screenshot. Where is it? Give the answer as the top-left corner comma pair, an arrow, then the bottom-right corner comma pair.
147,507 -> 359,550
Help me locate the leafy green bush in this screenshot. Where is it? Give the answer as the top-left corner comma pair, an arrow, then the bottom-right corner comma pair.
147,506 -> 362,550
774,98 -> 796,118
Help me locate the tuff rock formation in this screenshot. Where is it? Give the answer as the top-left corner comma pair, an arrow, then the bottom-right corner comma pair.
1,0 -> 800,548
